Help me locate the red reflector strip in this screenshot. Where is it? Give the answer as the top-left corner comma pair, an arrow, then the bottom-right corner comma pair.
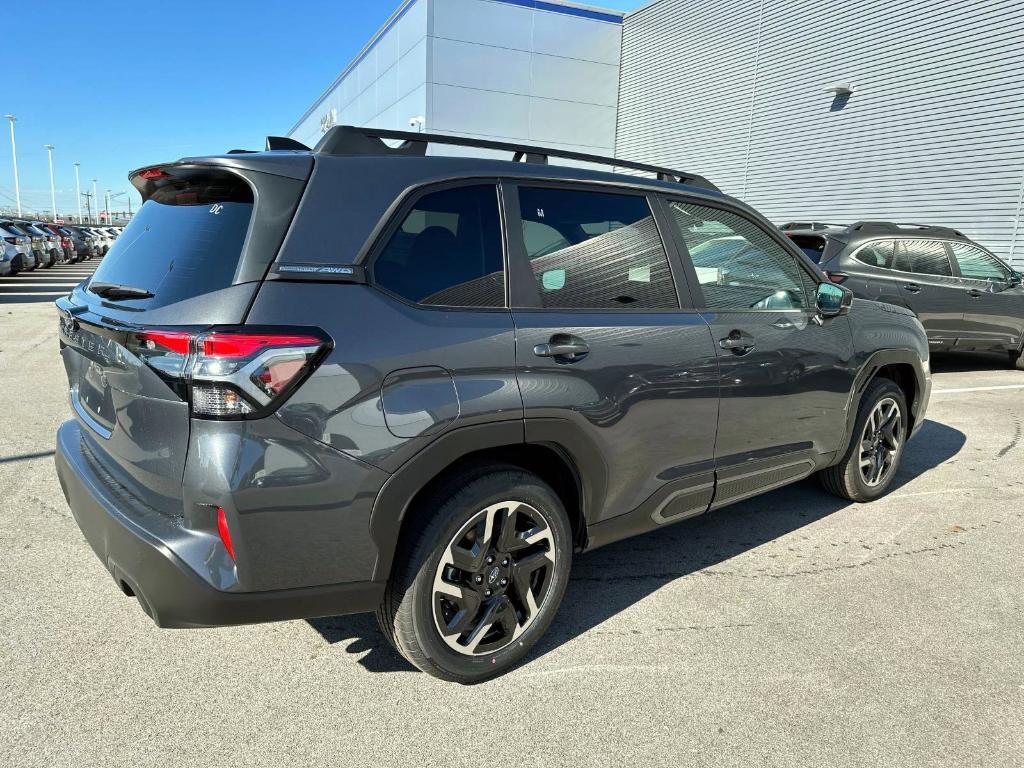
217,507 -> 235,561
136,330 -> 193,355
201,333 -> 322,359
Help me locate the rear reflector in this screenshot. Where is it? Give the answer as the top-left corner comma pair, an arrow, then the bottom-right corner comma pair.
216,507 -> 235,561
824,272 -> 849,284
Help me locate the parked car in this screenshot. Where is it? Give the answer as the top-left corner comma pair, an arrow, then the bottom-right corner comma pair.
0,221 -> 34,274
1,220 -> 48,268
35,222 -> 76,263
55,225 -> 90,261
55,127 -> 931,683
20,220 -> 64,267
87,226 -> 112,255
810,222 -> 1024,369
69,226 -> 100,258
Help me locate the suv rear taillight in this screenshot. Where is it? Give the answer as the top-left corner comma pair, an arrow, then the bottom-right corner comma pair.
824,271 -> 849,284
128,327 -> 331,419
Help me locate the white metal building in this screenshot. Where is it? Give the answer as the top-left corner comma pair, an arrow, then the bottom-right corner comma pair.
288,0 -> 625,158
290,0 -> 1024,266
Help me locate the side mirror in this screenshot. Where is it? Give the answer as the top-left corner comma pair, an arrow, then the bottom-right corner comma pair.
816,281 -> 853,319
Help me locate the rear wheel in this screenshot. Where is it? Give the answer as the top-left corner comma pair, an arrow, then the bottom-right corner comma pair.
378,466 -> 573,683
819,377 -> 908,502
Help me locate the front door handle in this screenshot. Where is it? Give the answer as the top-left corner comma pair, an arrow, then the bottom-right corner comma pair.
719,330 -> 756,354
534,335 -> 590,361
968,288 -> 984,298
903,283 -> 922,294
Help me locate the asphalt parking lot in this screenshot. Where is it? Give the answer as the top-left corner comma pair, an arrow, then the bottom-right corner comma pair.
1,301 -> 1022,768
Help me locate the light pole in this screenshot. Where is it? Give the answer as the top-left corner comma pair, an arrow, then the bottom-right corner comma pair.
44,144 -> 57,220
4,115 -> 21,216
91,179 -> 99,224
109,191 -> 128,222
74,162 -> 83,223
105,190 -> 111,224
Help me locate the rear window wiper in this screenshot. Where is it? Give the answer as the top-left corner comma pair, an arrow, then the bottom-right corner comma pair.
88,281 -> 154,300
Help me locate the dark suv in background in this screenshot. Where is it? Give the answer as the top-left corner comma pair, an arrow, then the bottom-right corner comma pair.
799,222 -> 1024,369
55,127 -> 931,683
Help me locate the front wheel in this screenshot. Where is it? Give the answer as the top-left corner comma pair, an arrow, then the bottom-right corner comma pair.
819,377 -> 908,502
1009,348 -> 1024,371
378,466 -> 573,683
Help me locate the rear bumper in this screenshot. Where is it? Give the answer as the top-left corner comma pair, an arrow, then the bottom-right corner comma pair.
55,420 -> 385,628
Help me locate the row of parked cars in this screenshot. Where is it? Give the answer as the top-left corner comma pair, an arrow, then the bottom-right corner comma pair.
0,219 -> 121,275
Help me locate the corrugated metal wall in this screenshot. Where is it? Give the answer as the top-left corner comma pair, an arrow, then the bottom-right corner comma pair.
616,0 -> 1024,266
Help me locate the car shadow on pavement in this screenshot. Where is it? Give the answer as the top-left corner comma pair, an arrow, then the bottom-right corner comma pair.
930,350 -> 1012,372
307,418 -> 965,675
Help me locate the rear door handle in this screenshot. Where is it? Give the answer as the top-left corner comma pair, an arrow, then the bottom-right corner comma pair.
968,288 -> 984,298
533,335 -> 590,361
903,283 -> 921,294
719,330 -> 756,354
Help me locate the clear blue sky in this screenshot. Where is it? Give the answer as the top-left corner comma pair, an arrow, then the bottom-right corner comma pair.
1,0 -> 644,218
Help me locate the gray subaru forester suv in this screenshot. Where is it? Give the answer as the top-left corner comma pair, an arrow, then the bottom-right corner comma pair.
55,126 -> 931,682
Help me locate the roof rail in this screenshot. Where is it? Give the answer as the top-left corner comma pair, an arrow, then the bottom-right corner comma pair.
311,125 -> 719,191
849,221 -> 965,238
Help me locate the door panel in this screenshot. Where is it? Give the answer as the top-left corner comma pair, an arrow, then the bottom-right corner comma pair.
948,242 -> 1024,349
876,240 -> 966,342
514,313 -> 720,521
662,197 -> 856,503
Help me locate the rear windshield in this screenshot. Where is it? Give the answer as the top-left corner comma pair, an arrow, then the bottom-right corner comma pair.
786,234 -> 827,263
88,172 -> 254,308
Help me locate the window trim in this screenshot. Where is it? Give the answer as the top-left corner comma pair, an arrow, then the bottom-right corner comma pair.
364,178 -> 510,311
501,178 -> 691,313
658,193 -> 824,313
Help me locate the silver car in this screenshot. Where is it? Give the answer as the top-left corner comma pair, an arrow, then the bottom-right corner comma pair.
0,222 -> 36,274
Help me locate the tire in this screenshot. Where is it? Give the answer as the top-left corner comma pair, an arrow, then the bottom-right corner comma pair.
1009,349 -> 1024,372
819,377 -> 908,502
377,465 -> 573,683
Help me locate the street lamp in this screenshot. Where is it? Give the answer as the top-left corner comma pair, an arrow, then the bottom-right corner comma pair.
4,115 -> 21,216
105,189 -> 111,224
74,162 -> 83,223
44,144 -> 57,220
91,179 -> 99,224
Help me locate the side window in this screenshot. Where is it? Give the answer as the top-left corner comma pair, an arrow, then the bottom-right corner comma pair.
854,240 -> 895,269
516,187 -> 678,310
373,185 -> 504,307
893,240 -> 952,276
666,200 -> 811,310
950,242 -> 1011,282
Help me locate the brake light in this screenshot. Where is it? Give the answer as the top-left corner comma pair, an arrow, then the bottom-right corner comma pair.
216,507 -> 235,561
127,327 -> 330,419
825,271 -> 849,284
138,167 -> 170,179
136,329 -> 192,355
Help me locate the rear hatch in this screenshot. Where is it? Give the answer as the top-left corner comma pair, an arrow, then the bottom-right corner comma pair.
784,232 -> 828,263
56,155 -> 312,514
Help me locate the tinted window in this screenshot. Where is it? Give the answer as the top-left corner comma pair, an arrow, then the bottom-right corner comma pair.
89,172 -> 254,308
786,234 -> 826,263
517,187 -> 677,310
854,240 -> 895,269
373,185 -> 504,307
893,240 -> 952,276
668,201 -> 811,310
950,242 -> 1011,282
